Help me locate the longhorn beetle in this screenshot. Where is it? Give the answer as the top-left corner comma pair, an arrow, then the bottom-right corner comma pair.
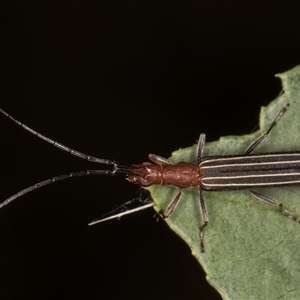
0,104 -> 298,252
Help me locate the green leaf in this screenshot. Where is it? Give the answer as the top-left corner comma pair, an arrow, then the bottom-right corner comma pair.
147,65 -> 300,300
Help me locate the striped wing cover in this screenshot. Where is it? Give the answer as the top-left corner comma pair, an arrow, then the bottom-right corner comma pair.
200,153 -> 300,191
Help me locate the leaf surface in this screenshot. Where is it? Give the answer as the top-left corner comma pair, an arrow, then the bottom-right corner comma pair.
148,65 -> 300,300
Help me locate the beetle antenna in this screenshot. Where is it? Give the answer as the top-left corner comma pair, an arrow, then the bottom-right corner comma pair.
0,169 -> 118,209
0,160 -> 146,209
0,108 -> 147,209
0,108 -> 113,166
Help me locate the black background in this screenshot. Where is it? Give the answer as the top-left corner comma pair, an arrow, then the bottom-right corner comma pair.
1,2 -> 300,300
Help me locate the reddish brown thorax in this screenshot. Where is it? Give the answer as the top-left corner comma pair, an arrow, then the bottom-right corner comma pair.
126,162 -> 200,188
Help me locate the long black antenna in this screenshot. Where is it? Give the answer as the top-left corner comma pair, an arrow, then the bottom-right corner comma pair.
0,108 -> 113,165
0,107 -> 133,209
0,170 -> 112,209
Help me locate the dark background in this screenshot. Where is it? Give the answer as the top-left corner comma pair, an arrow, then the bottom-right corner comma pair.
1,2 -> 300,299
